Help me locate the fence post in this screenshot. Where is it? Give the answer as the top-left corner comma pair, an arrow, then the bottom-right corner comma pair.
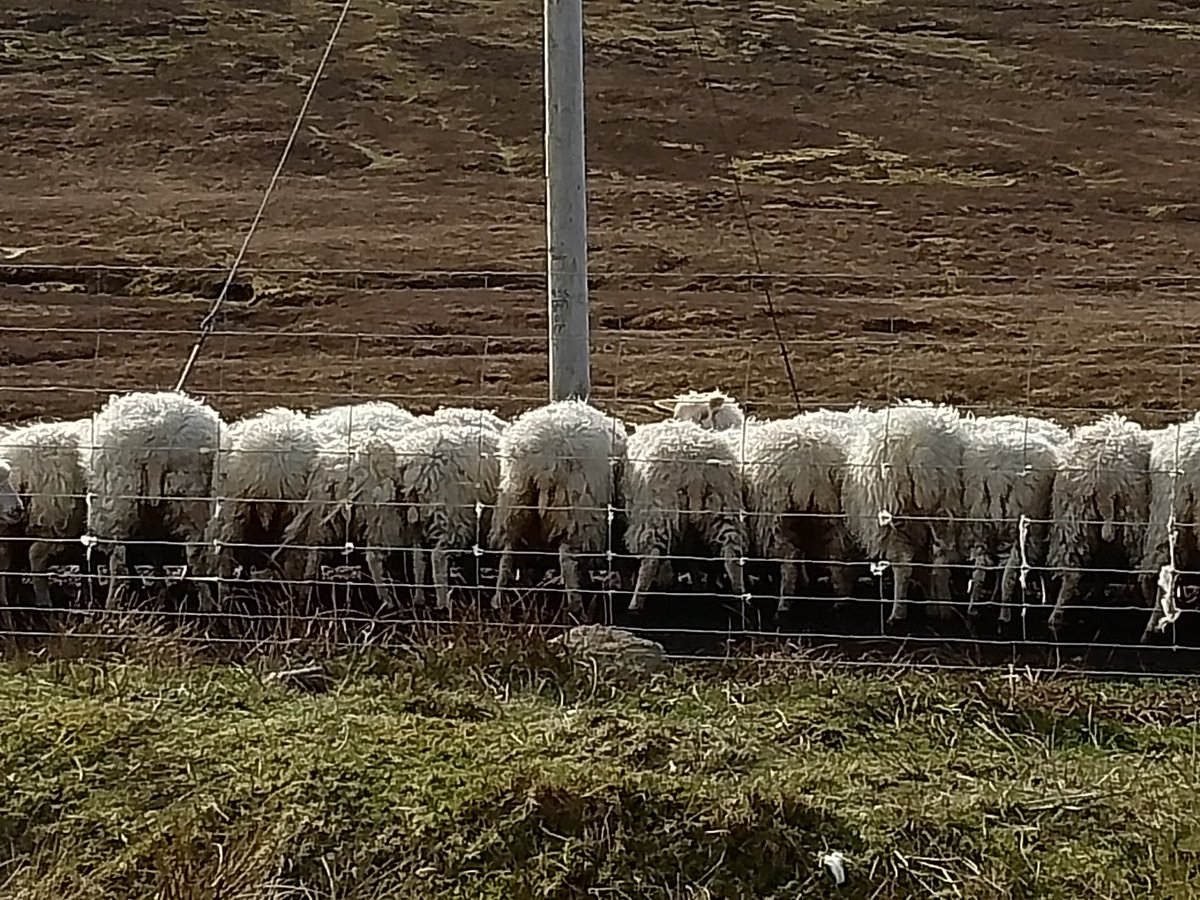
545,0 -> 591,401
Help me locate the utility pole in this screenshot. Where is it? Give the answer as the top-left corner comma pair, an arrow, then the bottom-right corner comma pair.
544,0 -> 591,401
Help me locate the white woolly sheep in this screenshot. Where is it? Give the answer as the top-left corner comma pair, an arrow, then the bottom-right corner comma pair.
81,391 -> 223,609
733,410 -> 866,618
281,421 -> 404,610
1046,413 -> 1152,634
977,413 -> 1069,447
0,419 -> 88,609
490,400 -> 627,618
205,407 -> 323,587
653,389 -> 746,432
623,419 -> 747,613
413,406 -> 507,434
959,415 -> 1063,624
842,400 -> 966,626
392,422 -> 500,610
1138,419 -> 1200,641
311,401 -> 415,438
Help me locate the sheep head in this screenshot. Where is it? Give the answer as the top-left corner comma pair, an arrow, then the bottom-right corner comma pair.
652,389 -> 745,432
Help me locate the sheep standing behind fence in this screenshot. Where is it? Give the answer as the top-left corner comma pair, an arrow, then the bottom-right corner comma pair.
842,400 -> 966,627
623,419 -> 747,615
490,400 -> 628,619
1046,413 -> 1152,635
0,419 -> 88,611
960,414 -> 1065,625
81,391 -> 223,610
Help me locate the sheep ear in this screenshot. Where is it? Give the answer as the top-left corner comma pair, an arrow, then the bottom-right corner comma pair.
651,399 -> 678,412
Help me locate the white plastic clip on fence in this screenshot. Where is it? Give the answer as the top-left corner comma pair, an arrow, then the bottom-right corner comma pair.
870,560 -> 889,577
820,850 -> 846,886
605,503 -> 615,564
1157,564 -> 1180,630
1157,512 -> 1183,631
877,509 -> 893,528
1017,514 -> 1031,591
343,541 -> 354,556
79,532 -> 96,567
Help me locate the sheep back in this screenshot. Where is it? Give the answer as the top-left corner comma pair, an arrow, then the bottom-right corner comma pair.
492,400 -> 627,551
623,419 -> 744,557
0,418 -> 89,537
1049,413 -> 1151,569
83,391 -> 223,540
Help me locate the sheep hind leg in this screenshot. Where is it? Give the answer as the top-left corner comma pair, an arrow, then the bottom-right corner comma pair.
628,549 -> 662,614
885,546 -> 916,628
777,555 -> 800,619
184,541 -> 216,614
722,543 -> 746,607
411,547 -> 428,609
491,545 -> 516,611
998,547 -> 1021,625
432,544 -> 453,613
364,549 -> 395,611
1047,569 -> 1082,636
925,537 -> 956,622
965,548 -> 992,620
558,544 -> 586,619
28,540 -> 55,610
104,542 -> 129,611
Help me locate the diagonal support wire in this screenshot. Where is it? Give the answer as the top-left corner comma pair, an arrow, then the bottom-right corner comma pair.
176,0 -> 354,392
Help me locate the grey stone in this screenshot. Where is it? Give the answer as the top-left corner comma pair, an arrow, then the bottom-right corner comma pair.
550,624 -> 667,683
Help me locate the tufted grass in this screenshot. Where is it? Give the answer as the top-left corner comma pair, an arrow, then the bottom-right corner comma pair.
2,630 -> 1200,899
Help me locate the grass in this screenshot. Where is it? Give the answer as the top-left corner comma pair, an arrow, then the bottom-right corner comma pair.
3,630 -> 1200,899
732,133 -> 1020,188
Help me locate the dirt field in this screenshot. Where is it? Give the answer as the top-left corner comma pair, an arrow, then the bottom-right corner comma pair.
2,0 -> 1200,425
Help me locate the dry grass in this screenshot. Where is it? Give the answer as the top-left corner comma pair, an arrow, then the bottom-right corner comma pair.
2,624 -> 1200,899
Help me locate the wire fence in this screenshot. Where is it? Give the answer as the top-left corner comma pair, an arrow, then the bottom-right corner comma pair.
0,387 -> 1198,677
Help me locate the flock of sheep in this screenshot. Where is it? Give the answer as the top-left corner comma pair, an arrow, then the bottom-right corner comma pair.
0,387 -> 1194,645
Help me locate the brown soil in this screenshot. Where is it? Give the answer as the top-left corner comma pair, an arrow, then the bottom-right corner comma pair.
2,0 -> 1200,427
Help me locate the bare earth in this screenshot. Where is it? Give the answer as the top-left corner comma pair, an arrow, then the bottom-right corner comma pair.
2,0 -> 1200,427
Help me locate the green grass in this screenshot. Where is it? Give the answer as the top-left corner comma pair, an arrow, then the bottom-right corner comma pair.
3,633 -> 1200,899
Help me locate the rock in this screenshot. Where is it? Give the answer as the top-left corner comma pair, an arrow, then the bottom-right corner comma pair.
549,624 -> 667,684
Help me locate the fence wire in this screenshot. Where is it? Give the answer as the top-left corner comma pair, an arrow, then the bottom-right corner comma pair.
0,382 -> 1198,676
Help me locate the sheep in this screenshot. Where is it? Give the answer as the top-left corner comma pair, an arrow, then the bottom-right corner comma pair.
959,415 -> 1064,625
392,422 -> 500,610
310,401 -> 415,437
842,399 -> 966,627
623,418 -> 747,614
490,400 -> 627,618
653,389 -> 746,432
733,410 -> 866,618
81,391 -> 223,609
414,406 -> 507,434
965,412 -> 1069,447
1138,419 -> 1200,641
0,419 -> 88,610
1045,413 -> 1152,634
282,420 -> 404,610
205,407 -> 323,588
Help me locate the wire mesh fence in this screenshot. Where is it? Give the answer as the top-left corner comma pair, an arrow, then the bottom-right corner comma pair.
0,342 -> 1198,676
